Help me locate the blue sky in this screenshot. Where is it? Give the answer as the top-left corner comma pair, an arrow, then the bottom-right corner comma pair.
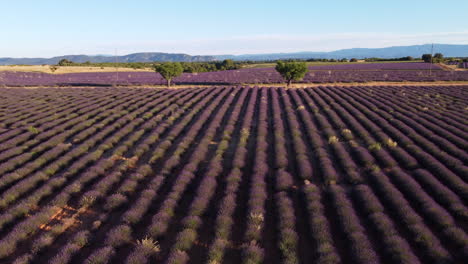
2,0 -> 468,57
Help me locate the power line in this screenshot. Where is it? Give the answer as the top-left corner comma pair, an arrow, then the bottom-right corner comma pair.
429,43 -> 434,76
115,49 -> 119,85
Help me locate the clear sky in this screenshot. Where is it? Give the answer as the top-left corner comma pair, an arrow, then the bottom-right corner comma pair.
2,0 -> 468,57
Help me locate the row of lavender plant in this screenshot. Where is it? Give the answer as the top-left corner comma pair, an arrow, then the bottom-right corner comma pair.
316,86 -> 466,261
74,89 -> 201,209
290,94 -> 389,264
44,88 -> 217,264
319,87 -> 467,217
387,169 -> 468,252
366,170 -> 454,262
385,85 -> 468,123
80,88 -> 234,264
312,88 -> 401,172
0,88 -> 142,155
0,90 -> 167,211
302,184 -> 341,263
0,89 -> 185,248
276,88 -> 314,181
0,91 -> 96,148
0,89 -> 84,129
297,87 -> 427,262
0,89 -> 151,179
351,86 -> 467,167
242,88 -> 269,264
270,88 -> 301,263
163,88 -> 249,263
299,87 -> 464,262
373,86 -> 467,141
329,87 -> 467,199
293,89 -> 363,185
144,86 -> 236,242
0,88 -> 199,262
350,184 -> 421,263
358,86 -> 468,160
328,185 -> 380,263
68,87 -> 228,264
205,88 -> 258,264
116,87 -> 223,227
312,88 -> 418,171
0,88 -> 123,133
0,89 -> 153,163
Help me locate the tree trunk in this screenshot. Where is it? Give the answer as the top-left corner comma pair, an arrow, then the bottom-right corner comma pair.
167,79 -> 171,88
287,79 -> 292,87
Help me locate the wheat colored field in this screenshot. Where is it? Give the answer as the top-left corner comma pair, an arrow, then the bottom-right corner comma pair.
0,65 -> 153,74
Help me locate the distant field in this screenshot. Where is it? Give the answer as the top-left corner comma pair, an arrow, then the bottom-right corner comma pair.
0,86 -> 466,263
0,65 -> 152,74
2,65 -> 468,87
0,61 -> 428,73
243,60 -> 425,68
1,62 -> 467,87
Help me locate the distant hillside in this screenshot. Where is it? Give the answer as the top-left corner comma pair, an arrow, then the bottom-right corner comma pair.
1,44 -> 467,65
0,52 -> 217,65
216,44 -> 468,61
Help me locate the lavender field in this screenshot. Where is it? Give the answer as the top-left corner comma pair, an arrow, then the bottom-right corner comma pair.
306,62 -> 444,70
1,63 -> 468,87
0,85 -> 466,264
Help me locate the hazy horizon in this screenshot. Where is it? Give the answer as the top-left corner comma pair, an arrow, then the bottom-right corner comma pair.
2,0 -> 468,57
2,42 -> 468,59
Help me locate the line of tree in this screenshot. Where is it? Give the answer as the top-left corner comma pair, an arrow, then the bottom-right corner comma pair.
443,57 -> 468,63
364,56 -> 415,62
422,53 -> 444,63
153,60 -> 243,87
257,57 -> 419,63
56,59 -> 243,73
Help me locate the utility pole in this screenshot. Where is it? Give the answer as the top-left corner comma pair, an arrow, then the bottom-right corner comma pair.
115,49 -> 119,85
429,43 -> 434,76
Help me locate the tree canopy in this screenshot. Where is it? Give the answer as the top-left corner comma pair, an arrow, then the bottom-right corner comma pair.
433,53 -> 444,63
215,59 -> 237,71
275,61 -> 309,86
153,62 -> 184,87
422,54 -> 432,63
422,53 -> 444,63
57,59 -> 73,66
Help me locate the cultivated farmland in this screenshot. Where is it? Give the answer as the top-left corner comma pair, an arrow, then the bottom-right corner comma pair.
0,85 -> 467,264
2,62 -> 468,87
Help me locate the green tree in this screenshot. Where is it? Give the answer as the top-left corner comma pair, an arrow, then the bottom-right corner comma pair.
57,59 -> 73,66
433,53 -> 444,63
275,61 -> 309,87
350,58 -> 358,62
422,54 -> 432,63
216,59 -> 237,70
153,62 -> 183,87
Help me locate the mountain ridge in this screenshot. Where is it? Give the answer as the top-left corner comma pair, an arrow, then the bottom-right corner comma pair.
1,44 -> 467,65
216,44 -> 468,60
